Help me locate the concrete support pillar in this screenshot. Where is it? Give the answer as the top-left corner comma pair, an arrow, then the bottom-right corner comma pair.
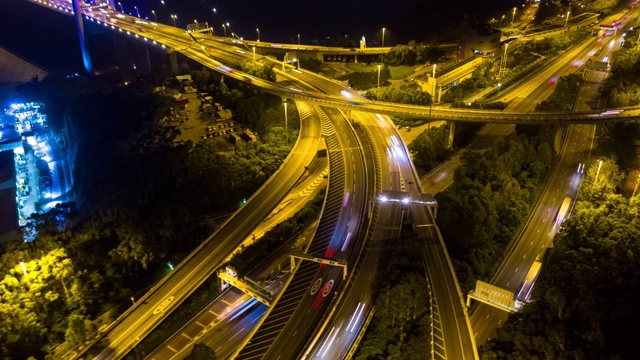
448,121 -> 456,149
168,51 -> 179,74
145,48 -> 152,75
72,0 -> 93,74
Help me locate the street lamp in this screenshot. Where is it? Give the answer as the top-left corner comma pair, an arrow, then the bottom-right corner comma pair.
594,159 -> 603,184
253,46 -> 256,62
171,14 -> 177,27
564,10 -> 571,30
222,24 -> 227,37
194,19 -> 198,30
633,174 -> 640,197
256,28 -> 260,42
377,64 -> 381,87
382,27 -> 386,47
134,6 -> 140,17
500,14 -> 505,27
512,7 -> 517,24
283,100 -> 288,145
161,0 -> 165,4
298,34 -> 301,45
117,1 -> 123,13
501,43 -> 509,74
151,10 -> 156,22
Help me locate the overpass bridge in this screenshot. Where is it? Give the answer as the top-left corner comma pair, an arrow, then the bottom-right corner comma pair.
27,1 -> 638,360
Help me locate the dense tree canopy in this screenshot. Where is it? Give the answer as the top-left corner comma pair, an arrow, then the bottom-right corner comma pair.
365,81 -> 432,105
482,159 -> 640,359
0,69 -> 299,358
436,126 -> 556,291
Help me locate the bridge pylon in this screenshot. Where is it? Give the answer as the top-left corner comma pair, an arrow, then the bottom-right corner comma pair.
73,0 -> 93,74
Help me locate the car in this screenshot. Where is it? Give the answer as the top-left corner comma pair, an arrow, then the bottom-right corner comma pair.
548,79 -> 557,86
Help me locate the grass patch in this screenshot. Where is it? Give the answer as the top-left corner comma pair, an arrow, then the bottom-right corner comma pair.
389,66 -> 415,80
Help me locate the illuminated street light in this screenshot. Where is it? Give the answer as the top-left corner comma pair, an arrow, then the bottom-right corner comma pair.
171,14 -> 177,27
283,100 -> 288,145
501,43 -> 509,74
382,27 -> 386,48
633,174 -> 640,197
256,28 -> 260,42
512,7 -> 517,24
594,159 -> 603,184
117,1 -> 123,13
161,0 -> 165,5
222,24 -> 227,37
134,6 -> 140,17
500,14 -> 505,27
151,10 -> 156,22
564,10 -> 571,30
212,7 -> 216,13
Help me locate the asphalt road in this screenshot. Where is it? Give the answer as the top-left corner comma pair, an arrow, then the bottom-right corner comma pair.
469,19 -> 629,344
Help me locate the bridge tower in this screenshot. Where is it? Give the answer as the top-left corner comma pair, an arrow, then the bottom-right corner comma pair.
72,0 -> 93,74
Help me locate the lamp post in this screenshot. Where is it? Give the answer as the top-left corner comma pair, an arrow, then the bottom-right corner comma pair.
594,159 -> 603,184
382,27 -> 386,48
117,2 -> 123,13
256,28 -> 260,42
500,14 -> 505,27
253,46 -> 256,62
194,19 -> 198,30
283,100 -> 288,145
171,14 -> 177,27
501,43 -> 509,74
134,6 -> 140,17
298,34 -> 301,45
377,64 -> 381,87
633,174 -> 640,197
564,10 -> 571,30
161,0 -> 165,5
512,7 -> 517,24
151,10 -> 157,22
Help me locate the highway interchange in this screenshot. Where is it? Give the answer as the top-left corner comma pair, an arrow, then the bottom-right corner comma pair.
29,0 -> 640,359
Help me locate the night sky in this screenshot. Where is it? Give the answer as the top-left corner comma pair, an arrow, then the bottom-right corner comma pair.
123,0 -> 522,44
0,0 -> 521,74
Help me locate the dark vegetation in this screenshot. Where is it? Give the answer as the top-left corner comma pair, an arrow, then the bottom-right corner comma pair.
408,122 -> 483,175
0,64 -> 298,359
536,73 -> 582,111
343,64 -> 391,90
442,66 -> 492,104
482,153 -> 640,359
436,126 -> 556,292
383,41 -> 446,66
365,81 -> 432,105
354,226 -> 431,360
606,39 -> 640,107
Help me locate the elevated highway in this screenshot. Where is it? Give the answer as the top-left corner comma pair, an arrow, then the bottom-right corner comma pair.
29,1 -> 632,359
34,0 -> 640,125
